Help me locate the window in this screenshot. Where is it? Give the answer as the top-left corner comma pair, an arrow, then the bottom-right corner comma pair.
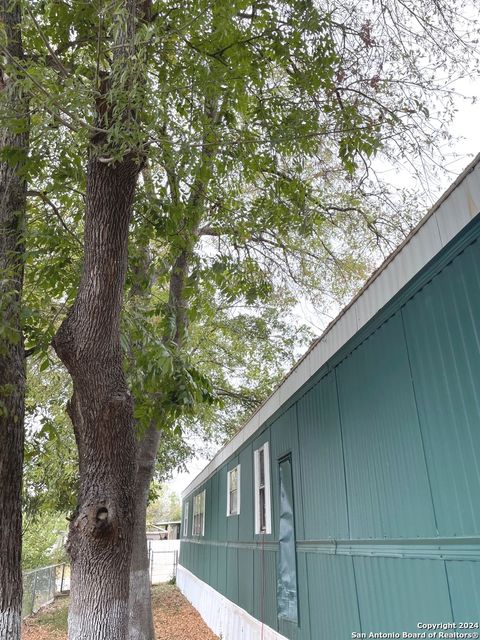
227,465 -> 241,516
183,501 -> 189,537
254,442 -> 272,534
192,490 -> 205,536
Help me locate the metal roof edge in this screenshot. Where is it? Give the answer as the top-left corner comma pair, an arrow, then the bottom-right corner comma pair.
182,153 -> 480,499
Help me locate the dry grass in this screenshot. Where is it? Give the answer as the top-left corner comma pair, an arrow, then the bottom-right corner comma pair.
22,584 -> 218,640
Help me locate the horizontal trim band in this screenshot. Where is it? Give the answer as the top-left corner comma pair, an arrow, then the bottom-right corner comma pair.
181,536 -> 480,561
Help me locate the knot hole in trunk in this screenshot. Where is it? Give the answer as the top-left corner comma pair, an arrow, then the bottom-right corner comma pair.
91,505 -> 114,539
96,507 -> 108,522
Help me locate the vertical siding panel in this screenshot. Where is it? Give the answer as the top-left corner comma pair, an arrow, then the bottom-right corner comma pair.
226,547 -> 239,604
306,554 -> 360,640
297,371 -> 348,540
253,548 -> 278,631
217,466 -> 227,542
403,240 -> 480,536
210,473 -> 218,542
354,556 -> 452,633
179,539 -> 186,571
238,547 -> 254,615
337,312 -> 436,539
209,544 -> 218,592
217,545 -> 227,596
446,560 -> 480,620
202,543 -> 210,585
270,406 -> 304,541
238,444 -> 253,542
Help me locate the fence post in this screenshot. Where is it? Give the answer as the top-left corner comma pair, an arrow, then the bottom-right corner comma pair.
60,563 -> 65,593
47,569 -> 55,600
51,566 -> 56,600
149,548 -> 153,584
30,570 -> 38,614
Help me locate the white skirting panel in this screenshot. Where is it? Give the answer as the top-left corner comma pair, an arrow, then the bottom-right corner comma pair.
177,564 -> 288,640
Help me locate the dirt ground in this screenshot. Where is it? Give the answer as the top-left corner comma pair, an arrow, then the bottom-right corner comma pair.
22,584 -> 219,640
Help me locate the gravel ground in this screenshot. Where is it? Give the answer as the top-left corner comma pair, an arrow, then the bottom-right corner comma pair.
22,584 -> 218,640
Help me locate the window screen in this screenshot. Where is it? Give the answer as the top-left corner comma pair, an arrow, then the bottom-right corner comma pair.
192,490 -> 205,536
183,501 -> 189,537
254,442 -> 271,534
227,465 -> 240,516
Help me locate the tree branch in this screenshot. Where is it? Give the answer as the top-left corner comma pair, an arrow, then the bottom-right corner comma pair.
27,190 -> 82,245
25,6 -> 70,78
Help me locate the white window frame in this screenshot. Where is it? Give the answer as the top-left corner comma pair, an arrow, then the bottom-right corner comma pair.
254,442 -> 272,534
226,464 -> 241,516
192,490 -> 205,536
183,501 -> 189,537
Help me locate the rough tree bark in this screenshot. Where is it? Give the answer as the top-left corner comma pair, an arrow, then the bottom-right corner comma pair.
0,2 -> 29,638
52,153 -> 140,640
128,425 -> 161,640
52,3 -> 144,637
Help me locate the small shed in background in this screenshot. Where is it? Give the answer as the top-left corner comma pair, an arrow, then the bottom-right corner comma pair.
147,520 -> 181,541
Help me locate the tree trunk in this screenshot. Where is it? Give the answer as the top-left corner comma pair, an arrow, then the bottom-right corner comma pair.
53,156 -> 140,640
127,248 -> 191,640
127,102 -> 220,637
0,2 -> 29,639
128,424 -> 161,640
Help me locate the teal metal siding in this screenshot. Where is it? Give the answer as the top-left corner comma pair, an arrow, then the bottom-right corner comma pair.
305,554 -> 359,640
238,444 -> 254,541
237,548 -> 254,613
270,407 -> 305,541
217,466 -> 227,541
180,222 -> 480,640
253,548 -> 277,630
354,556 -> 452,633
217,545 -> 227,595
297,371 -> 348,540
337,311 -> 436,539
209,473 -> 218,541
209,544 -> 218,592
403,239 -> 480,537
446,561 -> 480,620
226,547 -> 239,603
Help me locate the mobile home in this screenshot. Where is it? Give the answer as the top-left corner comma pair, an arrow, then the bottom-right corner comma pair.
179,156 -> 480,640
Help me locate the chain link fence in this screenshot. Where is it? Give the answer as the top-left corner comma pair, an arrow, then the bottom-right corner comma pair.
22,563 -> 70,619
22,547 -> 177,620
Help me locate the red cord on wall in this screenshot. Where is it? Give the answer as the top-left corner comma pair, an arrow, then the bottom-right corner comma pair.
260,532 -> 265,640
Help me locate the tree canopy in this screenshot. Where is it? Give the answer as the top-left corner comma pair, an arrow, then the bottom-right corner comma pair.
1,0 -> 479,638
